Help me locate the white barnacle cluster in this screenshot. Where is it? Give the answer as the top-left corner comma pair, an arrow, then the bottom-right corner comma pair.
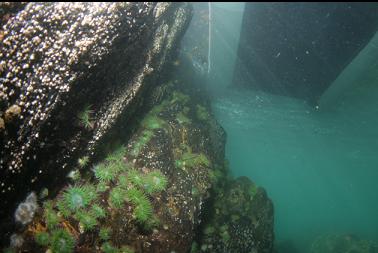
14,191 -> 38,225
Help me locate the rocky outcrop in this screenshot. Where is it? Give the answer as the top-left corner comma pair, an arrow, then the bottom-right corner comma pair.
192,176 -> 274,253
0,2 -> 192,240
1,74 -> 227,252
310,234 -> 378,253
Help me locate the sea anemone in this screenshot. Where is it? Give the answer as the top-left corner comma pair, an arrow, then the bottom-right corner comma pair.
101,242 -> 118,253
117,174 -> 129,189
77,104 -> 94,130
78,156 -> 89,168
144,170 -> 168,194
75,210 -> 98,231
127,169 -> 145,188
35,231 -> 50,246
90,204 -> 106,219
126,188 -> 146,205
105,145 -> 126,163
50,229 -> 75,253
126,188 -> 153,223
134,198 -> 153,223
96,182 -> 108,193
93,163 -> 117,183
43,201 -> 60,229
99,227 -> 111,241
62,184 -> 95,211
108,186 -> 126,209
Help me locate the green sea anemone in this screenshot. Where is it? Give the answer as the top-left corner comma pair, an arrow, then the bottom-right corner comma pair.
126,188 -> 146,205
56,198 -> 71,218
77,104 -> 94,130
62,184 -> 95,211
134,197 -> 153,223
144,170 -> 168,194
43,201 -> 60,229
109,186 -> 126,208
105,145 -> 126,163
117,174 -> 129,189
96,182 -> 108,193
101,242 -> 118,253
90,204 -> 106,219
127,169 -> 145,188
99,227 -> 111,241
78,156 -> 89,168
93,163 -> 117,183
50,229 -> 75,253
131,130 -> 154,156
35,231 -> 50,246
126,188 -> 153,223
75,210 -> 98,231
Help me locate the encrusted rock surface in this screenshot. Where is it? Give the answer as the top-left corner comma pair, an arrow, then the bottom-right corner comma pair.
192,176 -> 275,253
0,2 -> 192,242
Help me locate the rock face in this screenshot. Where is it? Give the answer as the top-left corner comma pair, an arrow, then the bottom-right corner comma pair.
0,2 -> 192,238
310,234 -> 378,253
192,176 -> 274,253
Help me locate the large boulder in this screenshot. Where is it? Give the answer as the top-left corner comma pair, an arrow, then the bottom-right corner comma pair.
0,2 -> 192,240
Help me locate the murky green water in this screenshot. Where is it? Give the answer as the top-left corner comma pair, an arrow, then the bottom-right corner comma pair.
211,85 -> 378,251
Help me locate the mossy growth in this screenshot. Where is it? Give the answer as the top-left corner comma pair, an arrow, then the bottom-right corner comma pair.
196,104 -> 210,121
175,149 -> 210,170
131,129 -> 154,157
176,111 -> 191,125
249,184 -> 258,196
170,91 -> 190,105
142,114 -> 167,130
204,225 -> 216,235
77,104 -> 94,130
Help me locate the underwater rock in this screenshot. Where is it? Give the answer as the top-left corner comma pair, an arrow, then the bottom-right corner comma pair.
0,2 -> 27,27
310,234 -> 378,253
3,79 -> 228,253
194,176 -> 274,253
0,2 -> 192,244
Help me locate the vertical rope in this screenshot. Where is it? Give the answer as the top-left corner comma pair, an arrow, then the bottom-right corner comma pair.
207,2 -> 212,74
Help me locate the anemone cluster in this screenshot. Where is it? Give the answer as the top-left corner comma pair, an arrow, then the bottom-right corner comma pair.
17,145 -> 169,253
